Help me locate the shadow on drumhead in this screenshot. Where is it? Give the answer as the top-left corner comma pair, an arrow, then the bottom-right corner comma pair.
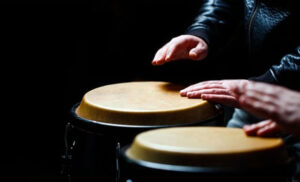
159,82 -> 186,93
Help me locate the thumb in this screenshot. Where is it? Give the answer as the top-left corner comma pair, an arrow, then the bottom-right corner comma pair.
189,42 -> 207,60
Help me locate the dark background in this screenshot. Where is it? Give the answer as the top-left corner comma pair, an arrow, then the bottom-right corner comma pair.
1,0 -> 249,181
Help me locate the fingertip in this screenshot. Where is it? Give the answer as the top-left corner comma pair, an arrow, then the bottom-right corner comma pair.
152,62 -> 159,66
244,130 -> 255,136
189,51 -> 199,60
243,126 -> 256,136
189,45 -> 207,60
154,59 -> 165,66
179,90 -> 187,96
243,126 -> 250,135
243,124 -> 250,129
201,94 -> 207,100
243,125 -> 252,131
153,51 -> 166,65
152,55 -> 160,65
165,55 -> 172,62
189,51 -> 197,57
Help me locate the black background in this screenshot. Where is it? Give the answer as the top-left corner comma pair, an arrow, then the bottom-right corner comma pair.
1,0 -> 249,181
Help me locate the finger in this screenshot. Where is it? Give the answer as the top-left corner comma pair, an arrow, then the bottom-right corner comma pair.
165,40 -> 189,62
189,42 -> 207,60
243,124 -> 260,136
186,89 -> 232,98
243,120 -> 272,136
191,80 -> 222,86
152,45 -> 169,65
180,83 -> 224,96
201,94 -> 239,107
257,121 -> 280,137
180,83 -> 208,95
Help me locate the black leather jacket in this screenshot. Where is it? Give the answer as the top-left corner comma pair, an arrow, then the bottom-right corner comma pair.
187,0 -> 300,90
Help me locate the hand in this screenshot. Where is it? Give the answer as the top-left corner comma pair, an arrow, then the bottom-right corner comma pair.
152,35 -> 208,66
243,120 -> 282,137
236,82 -> 300,137
180,79 -> 249,108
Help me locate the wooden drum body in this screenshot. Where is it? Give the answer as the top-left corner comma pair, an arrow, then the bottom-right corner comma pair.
121,127 -> 290,182
63,82 -> 223,182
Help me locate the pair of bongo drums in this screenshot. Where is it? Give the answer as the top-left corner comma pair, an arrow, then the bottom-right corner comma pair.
63,81 -> 289,182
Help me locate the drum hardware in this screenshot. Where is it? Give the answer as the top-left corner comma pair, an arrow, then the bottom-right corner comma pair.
116,142 -> 121,182
61,122 -> 76,182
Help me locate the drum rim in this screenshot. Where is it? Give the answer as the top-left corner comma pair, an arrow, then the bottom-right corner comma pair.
120,145 -> 290,174
70,102 -> 224,129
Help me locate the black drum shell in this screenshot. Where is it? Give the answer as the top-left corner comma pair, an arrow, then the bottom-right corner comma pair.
65,103 -> 224,182
120,145 -> 290,182
70,103 -> 224,139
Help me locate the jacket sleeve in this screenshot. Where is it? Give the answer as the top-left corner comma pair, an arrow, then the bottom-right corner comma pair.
250,46 -> 300,91
186,0 -> 243,54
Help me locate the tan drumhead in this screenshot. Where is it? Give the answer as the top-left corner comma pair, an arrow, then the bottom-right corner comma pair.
76,81 -> 218,125
126,127 -> 288,167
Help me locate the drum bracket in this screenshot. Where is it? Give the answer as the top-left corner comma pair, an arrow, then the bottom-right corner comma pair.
61,122 -> 76,182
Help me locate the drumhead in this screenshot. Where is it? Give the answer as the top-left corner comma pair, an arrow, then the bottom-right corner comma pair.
125,127 -> 289,168
76,81 -> 219,125
121,145 -> 288,174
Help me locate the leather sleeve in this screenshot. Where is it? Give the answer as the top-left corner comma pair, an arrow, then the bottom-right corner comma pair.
186,0 -> 243,53
250,46 -> 300,91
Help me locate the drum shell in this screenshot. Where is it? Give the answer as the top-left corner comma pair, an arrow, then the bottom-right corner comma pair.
65,103 -> 224,182
120,146 -> 290,182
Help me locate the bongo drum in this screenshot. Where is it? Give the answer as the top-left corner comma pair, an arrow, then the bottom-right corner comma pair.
62,81 -> 223,182
121,127 -> 290,182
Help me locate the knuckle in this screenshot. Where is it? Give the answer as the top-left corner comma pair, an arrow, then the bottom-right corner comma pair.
253,101 -> 261,108
268,106 -> 276,115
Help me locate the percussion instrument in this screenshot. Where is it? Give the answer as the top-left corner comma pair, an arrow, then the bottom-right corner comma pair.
62,81 -> 223,182
121,127 -> 289,182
